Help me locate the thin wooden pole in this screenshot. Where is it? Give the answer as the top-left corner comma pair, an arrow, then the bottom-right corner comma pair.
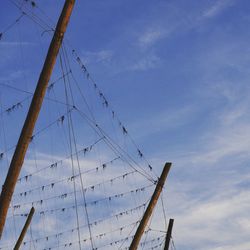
0,0 -> 75,238
129,162 -> 171,250
14,207 -> 35,250
164,218 -> 174,250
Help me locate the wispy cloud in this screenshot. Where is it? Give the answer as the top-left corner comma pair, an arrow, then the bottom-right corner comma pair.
138,27 -> 168,49
81,50 -> 113,64
203,0 -> 234,18
129,53 -> 161,71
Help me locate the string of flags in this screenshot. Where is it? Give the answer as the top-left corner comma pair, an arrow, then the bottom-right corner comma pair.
0,109 -> 73,162
14,163 -> 145,201
12,169 -> 139,209
1,96 -> 31,116
14,184 -> 152,217
11,203 -> 148,247
34,221 -> 141,250
71,49 -> 154,173
0,70 -> 70,118
0,4 -> 163,250
17,137 -> 105,182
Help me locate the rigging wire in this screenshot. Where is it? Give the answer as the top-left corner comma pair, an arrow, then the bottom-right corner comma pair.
0,12 -> 25,40
61,45 -> 95,250
60,53 -> 82,250
3,202 -> 148,249
0,2 -> 170,250
8,0 -> 158,182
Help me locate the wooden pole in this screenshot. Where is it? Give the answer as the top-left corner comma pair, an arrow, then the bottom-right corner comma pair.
129,162 -> 171,250
0,0 -> 75,238
164,218 -> 174,250
14,207 -> 35,250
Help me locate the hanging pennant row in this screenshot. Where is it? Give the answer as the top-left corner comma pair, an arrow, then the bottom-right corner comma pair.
13,202 -> 148,247
16,184 -> 151,218
15,155 -> 120,197
12,169 -> 139,209
71,49 -> 155,174
17,137 -> 105,182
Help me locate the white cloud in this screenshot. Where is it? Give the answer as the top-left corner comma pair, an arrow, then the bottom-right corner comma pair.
203,0 -> 234,18
129,53 -> 161,71
172,188 -> 250,250
138,28 -> 167,49
81,50 -> 113,64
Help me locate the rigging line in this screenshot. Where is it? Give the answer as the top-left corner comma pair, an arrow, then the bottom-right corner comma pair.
142,238 -> 165,250
160,192 -> 167,230
66,110 -> 95,250
70,48 -> 157,177
20,0 -> 55,28
171,238 -> 177,250
63,44 -> 115,232
8,0 -> 156,180
0,71 -> 70,94
117,222 -> 138,250
0,12 -> 25,37
147,228 -> 166,234
31,107 -> 73,139
139,234 -> 165,247
97,229 -> 152,250
0,82 -> 31,94
94,123 -> 156,182
0,108 -> 74,158
87,75 -> 157,178
141,207 -> 154,250
10,202 -> 148,247
17,14 -> 29,92
118,196 -> 150,250
13,184 -> 152,220
0,82 -> 73,111
33,220 -> 141,250
63,43 -> 115,238
11,170 -> 138,208
31,139 -> 48,241
49,86 -> 72,162
17,138 -> 109,181
74,107 -> 156,184
32,1 -> 55,27
64,51 -> 115,226
52,221 -> 142,249
61,43 -> 95,249
20,0 -> 54,31
9,0 -> 52,31
0,90 -> 32,117
13,151 -> 121,201
68,96 -> 155,182
65,57 -> 96,122
60,53 -> 82,250
29,222 -> 36,250
6,1 -> 156,179
62,42 -> 97,131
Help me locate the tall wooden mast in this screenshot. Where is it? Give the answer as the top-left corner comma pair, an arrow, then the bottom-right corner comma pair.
164,218 -> 174,250
13,207 -> 35,250
129,162 -> 171,250
0,0 -> 75,238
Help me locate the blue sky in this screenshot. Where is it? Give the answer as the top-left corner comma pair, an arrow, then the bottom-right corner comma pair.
1,0 -> 250,249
